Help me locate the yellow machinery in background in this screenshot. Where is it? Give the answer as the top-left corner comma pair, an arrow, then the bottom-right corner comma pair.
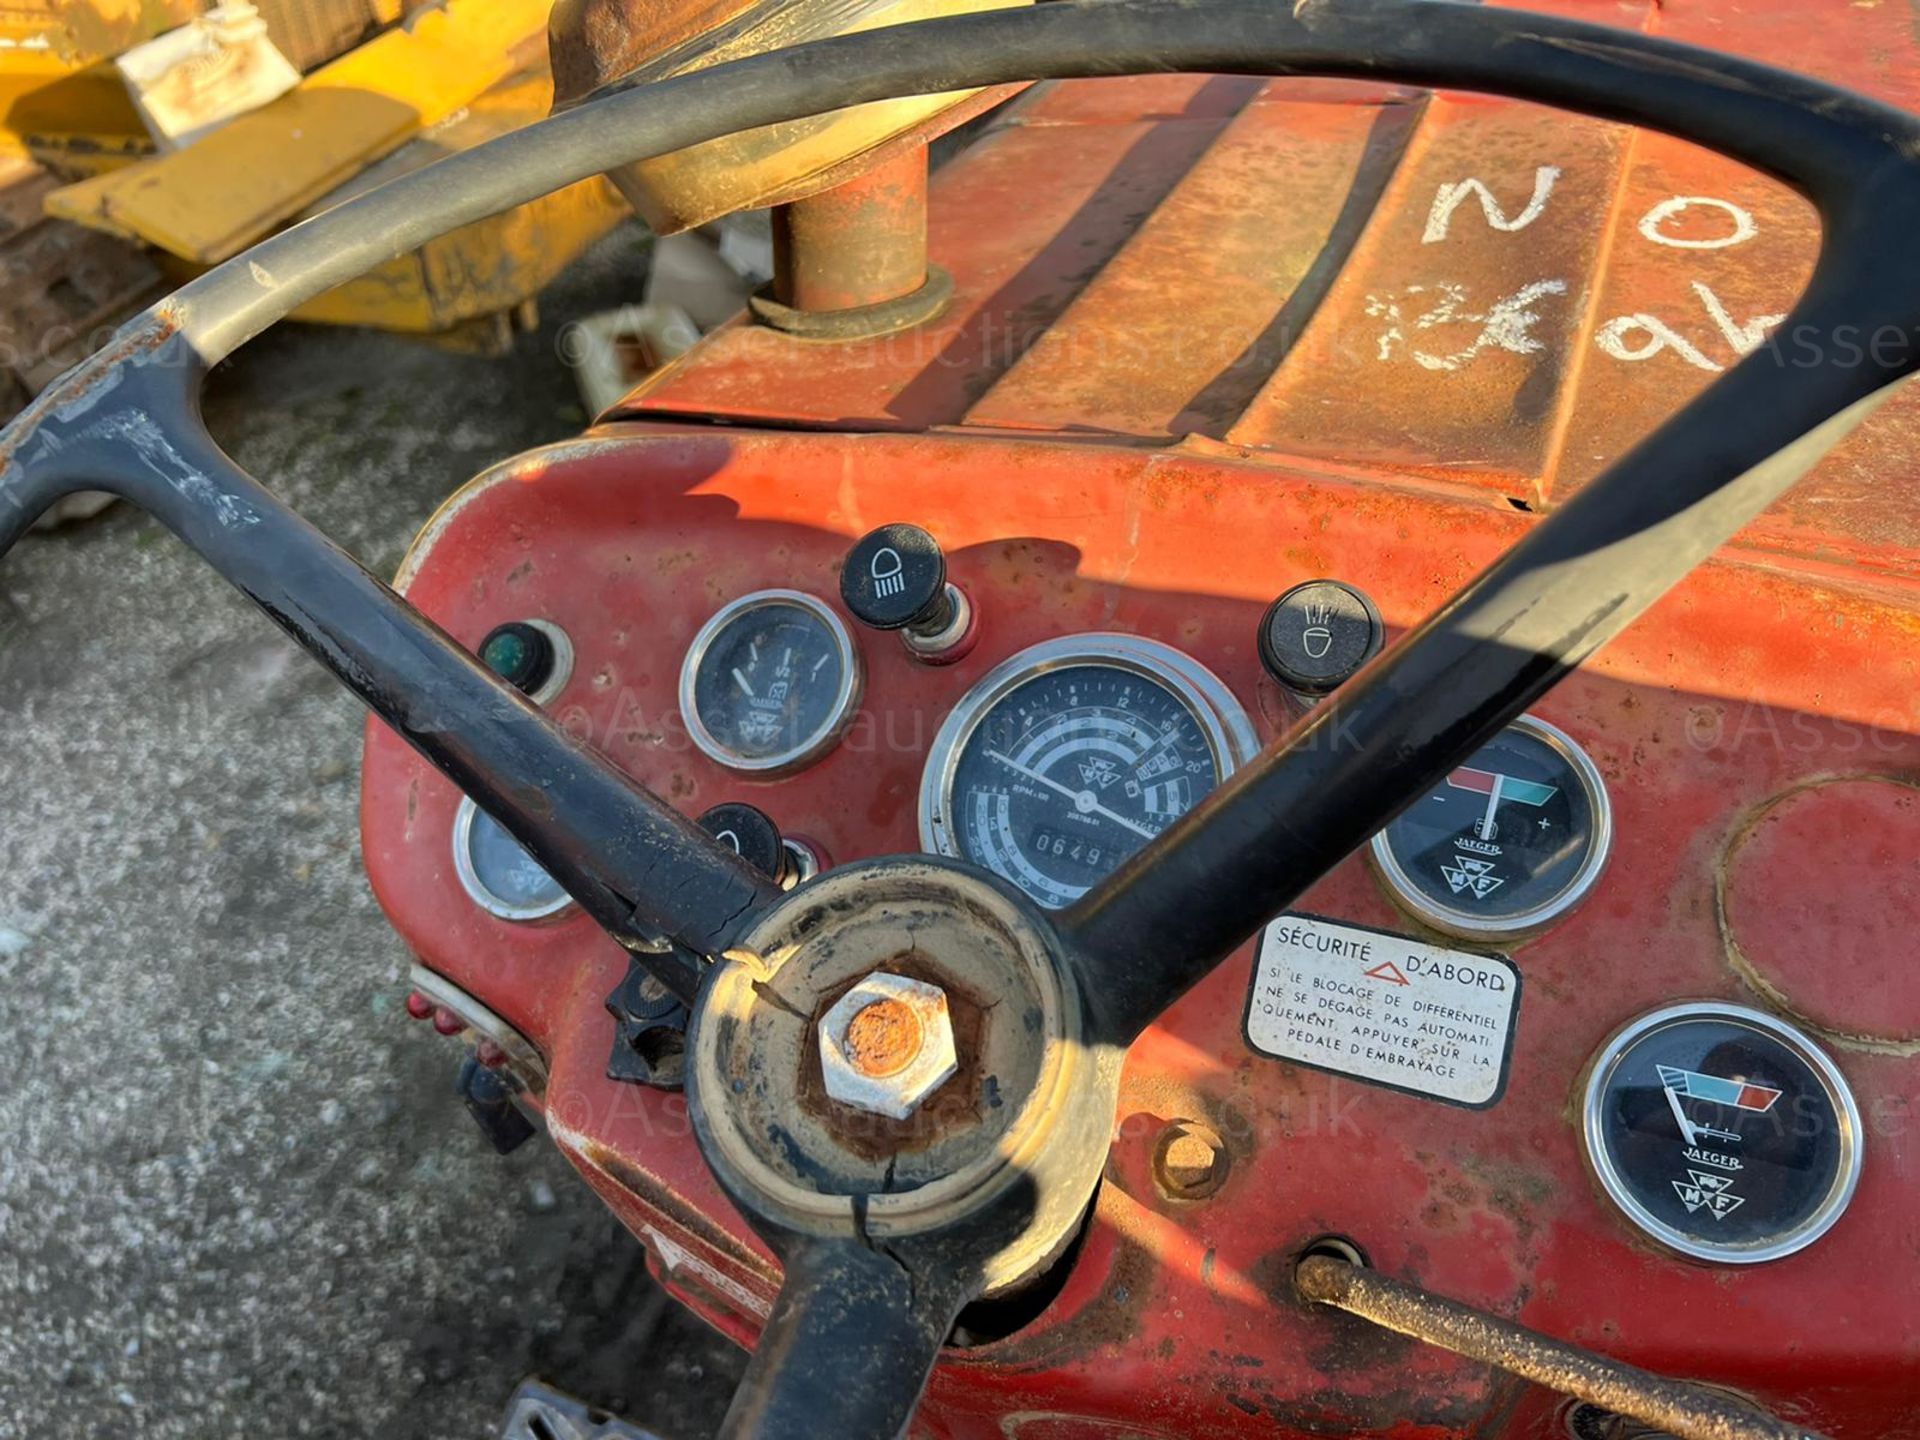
234,64 -> 630,352
0,0 -> 200,170
0,0 -> 633,410
0,0 -> 1034,409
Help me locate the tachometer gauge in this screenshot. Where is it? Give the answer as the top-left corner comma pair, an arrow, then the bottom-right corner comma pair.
680,589 -> 862,773
1370,714 -> 1611,941
920,635 -> 1256,909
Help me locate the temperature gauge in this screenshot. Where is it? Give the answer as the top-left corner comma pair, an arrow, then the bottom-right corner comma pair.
1370,714 -> 1611,941
1582,1002 -> 1861,1263
680,590 -> 862,773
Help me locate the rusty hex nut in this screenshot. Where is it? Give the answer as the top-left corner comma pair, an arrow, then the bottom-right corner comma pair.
818,972 -> 958,1121
1153,1120 -> 1230,1200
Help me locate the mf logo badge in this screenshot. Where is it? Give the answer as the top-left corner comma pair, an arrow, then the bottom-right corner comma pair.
1441,852 -> 1504,899
1672,1170 -> 1745,1220
1078,757 -> 1121,790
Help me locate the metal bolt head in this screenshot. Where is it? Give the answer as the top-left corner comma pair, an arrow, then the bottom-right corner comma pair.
1153,1120 -> 1229,1199
818,972 -> 958,1120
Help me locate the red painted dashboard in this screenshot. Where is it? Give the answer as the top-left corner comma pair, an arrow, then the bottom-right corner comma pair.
363,426 -> 1920,1438
363,6 -> 1920,1433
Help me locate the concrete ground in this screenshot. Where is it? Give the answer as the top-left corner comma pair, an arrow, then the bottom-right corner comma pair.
0,223 -> 745,1439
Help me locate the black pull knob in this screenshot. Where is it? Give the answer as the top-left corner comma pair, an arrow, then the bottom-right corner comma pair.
698,801 -> 791,884
1257,580 -> 1384,699
477,620 -> 556,695
840,523 -> 975,663
841,523 -> 954,633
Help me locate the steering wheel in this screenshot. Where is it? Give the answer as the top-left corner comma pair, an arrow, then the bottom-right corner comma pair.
3,1 -> 1918,1435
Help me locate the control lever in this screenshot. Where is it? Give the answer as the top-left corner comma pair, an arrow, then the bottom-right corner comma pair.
1294,1251 -> 1818,1440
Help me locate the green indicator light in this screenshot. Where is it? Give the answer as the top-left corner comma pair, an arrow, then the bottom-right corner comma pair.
477,622 -> 553,693
482,630 -> 531,676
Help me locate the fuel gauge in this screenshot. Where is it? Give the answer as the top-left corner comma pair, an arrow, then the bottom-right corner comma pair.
680,589 -> 862,774
1371,714 -> 1611,942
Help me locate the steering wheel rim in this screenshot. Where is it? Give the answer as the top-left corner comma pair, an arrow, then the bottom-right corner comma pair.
2,2 -> 1918,1434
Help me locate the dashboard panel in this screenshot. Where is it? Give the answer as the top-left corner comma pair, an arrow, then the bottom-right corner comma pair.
362,424 -> 1920,1437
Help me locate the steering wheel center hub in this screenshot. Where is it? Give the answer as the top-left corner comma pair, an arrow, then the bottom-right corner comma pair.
687,859 -> 1113,1293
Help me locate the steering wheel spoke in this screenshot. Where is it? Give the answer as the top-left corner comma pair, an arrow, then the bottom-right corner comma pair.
1060,278 -> 1920,1046
722,1235 -> 975,1440
0,318 -> 781,993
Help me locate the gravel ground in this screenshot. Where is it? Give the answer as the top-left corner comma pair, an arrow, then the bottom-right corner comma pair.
0,223 -> 745,1439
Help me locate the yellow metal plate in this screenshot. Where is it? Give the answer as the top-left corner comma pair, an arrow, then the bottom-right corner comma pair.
44,0 -> 550,263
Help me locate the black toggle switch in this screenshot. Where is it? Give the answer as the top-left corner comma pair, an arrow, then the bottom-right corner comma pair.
1258,579 -> 1385,700
840,523 -> 974,662
698,801 -> 794,885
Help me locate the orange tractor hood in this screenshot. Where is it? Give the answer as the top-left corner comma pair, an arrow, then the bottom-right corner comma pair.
616,0 -> 1920,588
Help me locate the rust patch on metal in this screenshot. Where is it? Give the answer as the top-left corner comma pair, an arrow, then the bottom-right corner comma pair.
571,1133 -> 780,1286
771,147 -> 930,315
0,305 -> 182,471
1151,1119 -> 1230,1200
1293,1255 -> 1823,1440
843,996 -> 924,1077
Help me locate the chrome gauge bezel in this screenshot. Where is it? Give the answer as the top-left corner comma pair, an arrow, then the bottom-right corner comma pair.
519,618 -> 575,707
918,634 -> 1259,904
1369,712 -> 1612,942
1580,1001 -> 1863,1265
678,588 -> 863,775
452,795 -> 576,922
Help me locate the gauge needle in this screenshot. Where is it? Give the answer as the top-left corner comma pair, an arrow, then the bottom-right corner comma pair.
1664,1080 -> 1702,1147
1476,772 -> 1504,841
732,667 -> 755,698
986,750 -> 1156,840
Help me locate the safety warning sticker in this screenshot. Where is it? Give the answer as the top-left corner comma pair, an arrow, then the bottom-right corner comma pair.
1244,914 -> 1521,1108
